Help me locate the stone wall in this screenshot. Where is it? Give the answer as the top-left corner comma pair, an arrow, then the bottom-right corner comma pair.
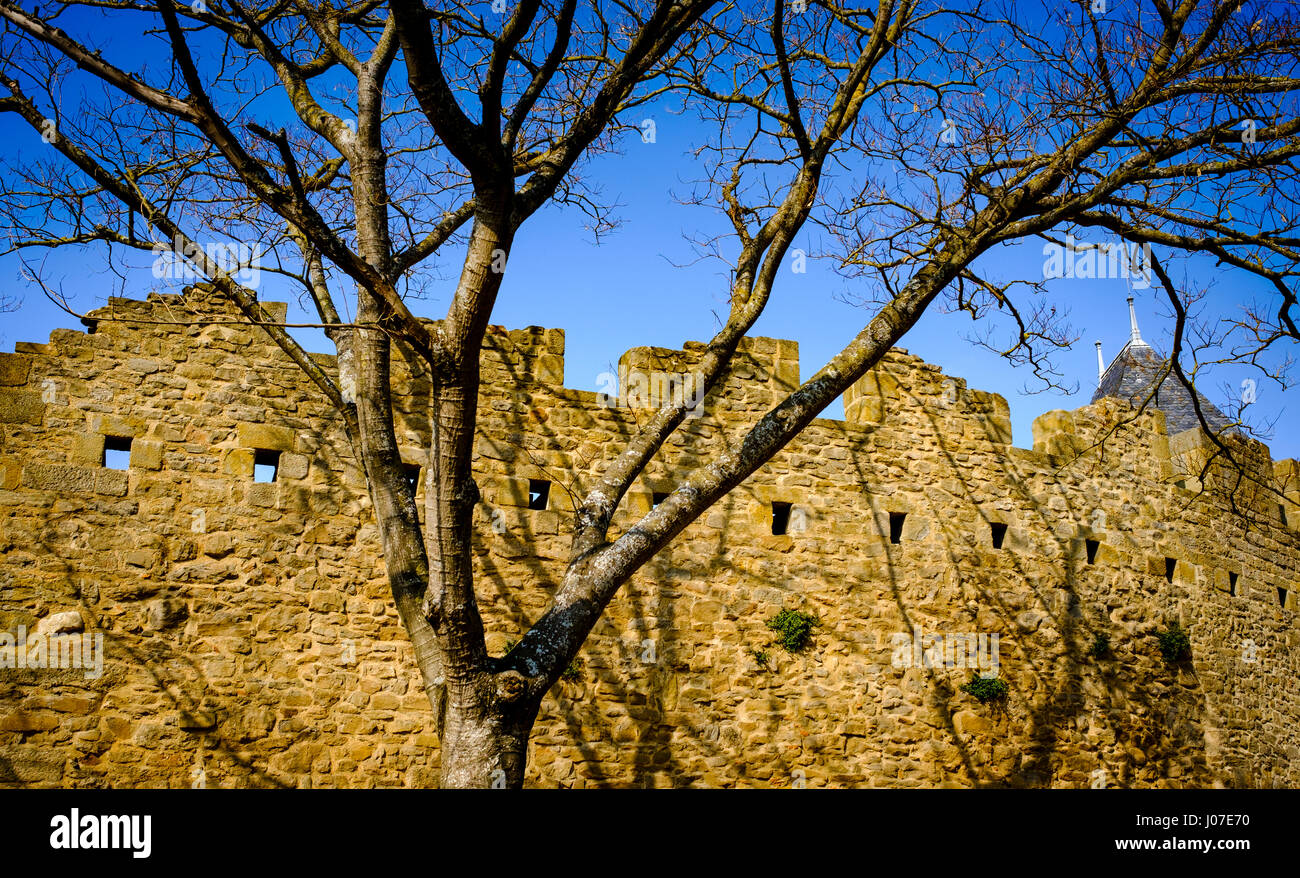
1,286 -> 1296,788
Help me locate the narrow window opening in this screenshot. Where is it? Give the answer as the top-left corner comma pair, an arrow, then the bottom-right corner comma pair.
404,463 -> 421,493
253,449 -> 280,483
1165,557 -> 1177,583
889,511 -> 906,545
772,501 -> 792,536
1228,571 -> 1238,596
103,435 -> 132,470
1085,539 -> 1099,565
652,491 -> 670,509
990,522 -> 1008,550
1279,587 -> 1289,608
527,479 -> 550,511
1280,504 -> 1289,528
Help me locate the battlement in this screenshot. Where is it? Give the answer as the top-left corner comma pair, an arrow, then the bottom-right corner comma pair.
3,288 -> 1294,474
3,289 -> 1295,533
2,290 -> 1298,789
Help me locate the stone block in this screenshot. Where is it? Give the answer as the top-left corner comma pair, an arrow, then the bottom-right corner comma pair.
0,389 -> 43,425
35,611 -> 84,635
130,440 -> 164,471
199,532 -> 234,558
147,598 -> 187,630
494,476 -> 536,508
977,409 -> 1013,445
0,747 -> 64,782
128,358 -> 162,374
536,353 -> 564,384
248,482 -> 278,507
257,301 -> 288,323
0,353 -> 31,386
476,436 -> 518,462
236,422 -> 297,452
901,515 -> 930,542
96,468 -> 129,496
1095,542 -> 1123,566
69,433 -> 104,466
0,711 -> 59,732
23,463 -> 98,493
223,448 -> 254,477
0,459 -> 19,489
177,709 -> 217,731
90,413 -> 144,437
278,452 -> 309,480
545,327 -> 565,355
280,485 -> 312,512
125,549 -> 157,569
773,361 -> 800,392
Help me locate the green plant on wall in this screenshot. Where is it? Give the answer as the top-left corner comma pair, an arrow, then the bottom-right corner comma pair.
560,659 -> 583,682
960,672 -> 1009,704
1156,624 -> 1191,663
766,608 -> 820,653
751,648 -> 771,670
1087,634 -> 1111,660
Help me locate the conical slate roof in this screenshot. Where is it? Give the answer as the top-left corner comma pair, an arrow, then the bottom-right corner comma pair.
1090,299 -> 1234,436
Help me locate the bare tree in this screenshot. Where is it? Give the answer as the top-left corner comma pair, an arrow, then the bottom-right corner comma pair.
1,0 -> 1297,786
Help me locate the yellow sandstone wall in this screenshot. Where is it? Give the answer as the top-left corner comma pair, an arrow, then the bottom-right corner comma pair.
1,286 -> 1296,788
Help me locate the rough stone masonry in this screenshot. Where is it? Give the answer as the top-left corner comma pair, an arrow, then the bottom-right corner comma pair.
1,285 -> 1297,788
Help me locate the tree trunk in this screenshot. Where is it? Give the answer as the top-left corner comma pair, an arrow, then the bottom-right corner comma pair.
438,692 -> 537,788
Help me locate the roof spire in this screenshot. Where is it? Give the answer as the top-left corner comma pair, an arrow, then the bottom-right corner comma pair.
1127,296 -> 1145,346
1095,341 -> 1104,383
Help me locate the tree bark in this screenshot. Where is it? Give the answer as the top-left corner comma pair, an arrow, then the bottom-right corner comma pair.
432,659 -> 541,788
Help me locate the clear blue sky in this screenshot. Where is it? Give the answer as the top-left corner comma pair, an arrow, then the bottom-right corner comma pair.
1,11 -> 1295,461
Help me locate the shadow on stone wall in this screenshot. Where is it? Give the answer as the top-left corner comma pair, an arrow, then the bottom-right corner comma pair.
1,515 -> 292,788
4,312 -> 1293,788
907,391 -> 1214,788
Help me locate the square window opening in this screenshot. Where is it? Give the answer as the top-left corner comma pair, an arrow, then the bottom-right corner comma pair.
253,449 -> 280,483
990,522 -> 1008,550
528,479 -> 550,511
103,435 -> 132,470
888,511 -> 906,545
1165,557 -> 1177,583
1228,571 -> 1239,596
1085,539 -> 1099,565
772,501 -> 792,536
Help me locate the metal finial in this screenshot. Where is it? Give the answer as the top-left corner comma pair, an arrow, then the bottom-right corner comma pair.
1127,296 -> 1144,345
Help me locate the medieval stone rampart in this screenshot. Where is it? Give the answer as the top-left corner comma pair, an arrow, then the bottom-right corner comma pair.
1,286 -> 1296,787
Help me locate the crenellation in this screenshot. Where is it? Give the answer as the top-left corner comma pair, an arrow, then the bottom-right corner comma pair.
1,291 -> 1298,788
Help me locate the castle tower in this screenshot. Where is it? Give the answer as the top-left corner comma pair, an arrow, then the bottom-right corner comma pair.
1091,296 -> 1234,435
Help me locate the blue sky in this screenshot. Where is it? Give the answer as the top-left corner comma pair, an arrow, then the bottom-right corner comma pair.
1,7 -> 1296,461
